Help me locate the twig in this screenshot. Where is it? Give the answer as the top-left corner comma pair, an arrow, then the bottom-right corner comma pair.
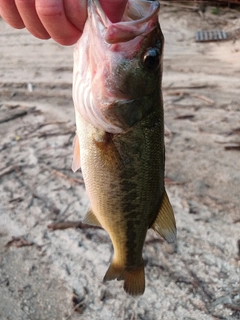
0,110 -> 27,124
175,114 -> 195,120
165,177 -> 188,185
169,91 -> 214,105
9,197 -> 24,203
159,1 -> 199,10
0,166 -> 15,178
5,236 -> 34,248
0,165 -> 22,179
0,107 -> 35,124
223,303 -> 240,312
71,293 -> 86,314
190,94 -> 215,105
224,144 -> 240,151
36,129 -> 74,138
164,84 -> 217,90
188,268 -> 214,300
48,221 -> 101,231
27,121 -> 68,135
145,238 -> 164,245
232,127 -> 240,135
52,169 -> 83,184
65,294 -> 86,319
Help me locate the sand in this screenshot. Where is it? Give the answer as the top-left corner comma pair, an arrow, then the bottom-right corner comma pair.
0,4 -> 239,320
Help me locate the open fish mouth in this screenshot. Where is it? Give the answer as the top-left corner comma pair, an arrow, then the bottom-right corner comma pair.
94,0 -> 160,44
73,0 -> 161,134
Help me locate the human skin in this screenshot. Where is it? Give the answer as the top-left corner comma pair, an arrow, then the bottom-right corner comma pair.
0,0 -> 128,45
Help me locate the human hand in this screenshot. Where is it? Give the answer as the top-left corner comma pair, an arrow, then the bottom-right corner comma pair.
0,0 -> 128,45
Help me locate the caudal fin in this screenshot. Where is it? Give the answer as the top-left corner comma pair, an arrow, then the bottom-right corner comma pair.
123,265 -> 145,296
103,262 -> 145,296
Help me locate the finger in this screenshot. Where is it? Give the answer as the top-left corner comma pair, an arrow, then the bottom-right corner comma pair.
63,0 -> 87,34
0,0 -> 24,28
36,0 -> 82,45
100,0 -> 128,23
15,0 -> 50,39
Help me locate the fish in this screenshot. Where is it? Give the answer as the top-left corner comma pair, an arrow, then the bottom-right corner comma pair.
72,0 -> 176,296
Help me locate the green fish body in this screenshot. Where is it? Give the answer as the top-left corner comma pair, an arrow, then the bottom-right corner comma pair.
72,0 -> 176,296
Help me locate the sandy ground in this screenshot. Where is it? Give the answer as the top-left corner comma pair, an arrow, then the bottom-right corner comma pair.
0,4 -> 240,320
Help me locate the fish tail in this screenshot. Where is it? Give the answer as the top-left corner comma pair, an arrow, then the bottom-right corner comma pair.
123,265 -> 145,296
103,261 -> 145,296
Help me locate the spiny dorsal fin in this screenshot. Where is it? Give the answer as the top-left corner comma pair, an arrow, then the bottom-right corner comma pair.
72,133 -> 81,172
151,190 -> 177,243
82,208 -> 102,228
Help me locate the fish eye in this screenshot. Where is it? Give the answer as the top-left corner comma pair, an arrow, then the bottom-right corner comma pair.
142,48 -> 160,71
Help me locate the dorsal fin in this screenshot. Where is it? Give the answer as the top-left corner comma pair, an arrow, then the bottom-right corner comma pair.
82,208 -> 102,228
151,190 -> 177,243
72,132 -> 81,172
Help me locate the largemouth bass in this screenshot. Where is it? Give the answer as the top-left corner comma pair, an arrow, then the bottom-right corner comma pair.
72,0 -> 176,296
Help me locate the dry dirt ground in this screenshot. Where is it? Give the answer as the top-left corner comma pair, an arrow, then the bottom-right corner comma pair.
0,3 -> 240,320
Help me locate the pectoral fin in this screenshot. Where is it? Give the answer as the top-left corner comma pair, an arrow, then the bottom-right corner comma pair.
151,190 -> 177,243
82,208 -> 102,228
72,133 -> 81,172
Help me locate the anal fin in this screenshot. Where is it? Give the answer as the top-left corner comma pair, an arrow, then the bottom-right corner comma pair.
82,208 -> 102,228
151,190 -> 177,243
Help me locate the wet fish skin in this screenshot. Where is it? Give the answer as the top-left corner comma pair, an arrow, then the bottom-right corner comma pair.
72,0 -> 176,296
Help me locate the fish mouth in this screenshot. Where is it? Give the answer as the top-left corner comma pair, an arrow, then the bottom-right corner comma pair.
73,0 -> 161,134
92,0 -> 160,43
